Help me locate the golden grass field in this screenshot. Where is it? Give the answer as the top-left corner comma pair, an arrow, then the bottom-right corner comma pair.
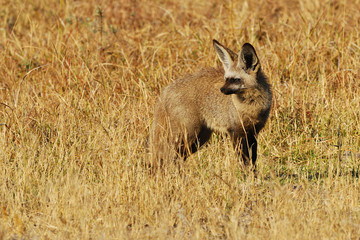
1,0 -> 360,239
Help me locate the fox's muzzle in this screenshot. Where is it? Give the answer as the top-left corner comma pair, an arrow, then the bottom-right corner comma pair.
220,87 -> 236,95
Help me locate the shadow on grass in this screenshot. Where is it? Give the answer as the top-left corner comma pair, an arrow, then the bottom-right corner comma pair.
266,167 -> 360,184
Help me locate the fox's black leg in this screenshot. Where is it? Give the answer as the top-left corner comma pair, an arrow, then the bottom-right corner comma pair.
179,127 -> 212,160
241,134 -> 257,166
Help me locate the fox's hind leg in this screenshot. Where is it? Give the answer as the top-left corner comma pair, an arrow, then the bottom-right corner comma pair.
149,107 -> 181,171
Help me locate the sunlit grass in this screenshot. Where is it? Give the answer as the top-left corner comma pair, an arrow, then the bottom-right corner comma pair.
1,0 -> 360,239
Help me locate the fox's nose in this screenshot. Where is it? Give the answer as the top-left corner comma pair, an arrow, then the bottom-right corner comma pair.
220,87 -> 225,93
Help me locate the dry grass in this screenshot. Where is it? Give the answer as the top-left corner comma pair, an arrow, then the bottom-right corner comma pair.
1,0 -> 360,239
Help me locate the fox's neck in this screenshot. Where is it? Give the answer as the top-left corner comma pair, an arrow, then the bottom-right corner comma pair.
232,89 -> 258,104
231,87 -> 270,110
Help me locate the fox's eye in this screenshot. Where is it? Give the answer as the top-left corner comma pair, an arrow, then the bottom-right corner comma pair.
226,78 -> 241,83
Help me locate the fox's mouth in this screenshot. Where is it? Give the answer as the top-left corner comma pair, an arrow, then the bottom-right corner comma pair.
220,86 -> 249,95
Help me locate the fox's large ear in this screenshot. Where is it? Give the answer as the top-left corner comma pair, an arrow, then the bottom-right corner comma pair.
213,39 -> 236,71
239,43 -> 259,71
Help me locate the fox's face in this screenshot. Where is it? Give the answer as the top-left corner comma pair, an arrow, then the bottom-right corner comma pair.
213,40 -> 260,95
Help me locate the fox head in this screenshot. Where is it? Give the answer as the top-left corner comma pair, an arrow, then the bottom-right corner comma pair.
213,39 -> 261,95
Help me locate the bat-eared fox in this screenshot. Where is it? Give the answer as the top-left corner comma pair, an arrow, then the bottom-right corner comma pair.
149,39 -> 272,171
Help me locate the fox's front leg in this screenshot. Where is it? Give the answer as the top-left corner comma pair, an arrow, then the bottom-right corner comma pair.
231,132 -> 257,167
241,134 -> 257,166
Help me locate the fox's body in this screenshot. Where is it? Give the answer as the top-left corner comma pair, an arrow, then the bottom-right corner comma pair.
150,40 -> 272,169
